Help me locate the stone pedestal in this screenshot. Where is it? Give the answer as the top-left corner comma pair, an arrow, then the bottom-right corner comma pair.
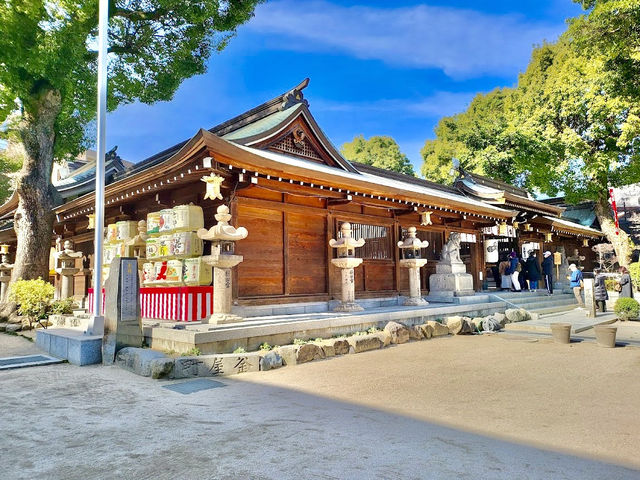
400,258 -> 428,306
58,267 -> 80,300
429,262 -> 475,298
331,257 -> 364,312
204,254 -> 244,325
0,272 -> 11,303
583,278 -> 597,318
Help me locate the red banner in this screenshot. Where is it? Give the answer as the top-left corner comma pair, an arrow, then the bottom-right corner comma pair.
609,188 -> 620,235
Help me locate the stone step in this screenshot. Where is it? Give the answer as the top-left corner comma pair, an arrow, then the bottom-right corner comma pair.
536,304 -> 583,317
509,297 -> 577,311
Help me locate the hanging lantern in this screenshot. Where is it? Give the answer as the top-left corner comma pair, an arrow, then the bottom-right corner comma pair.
523,223 -> 532,232
582,238 -> 589,247
0,244 -> 9,255
545,232 -> 553,242
87,214 -> 95,230
513,221 -> 520,229
498,221 -> 507,236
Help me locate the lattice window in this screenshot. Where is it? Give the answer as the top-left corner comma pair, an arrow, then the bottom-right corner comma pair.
270,133 -> 323,161
340,222 -> 392,260
400,228 -> 442,261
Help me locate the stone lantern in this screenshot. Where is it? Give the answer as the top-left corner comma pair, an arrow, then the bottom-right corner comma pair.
0,244 -> 14,303
329,222 -> 365,312
398,227 -> 429,306
54,238 -> 83,300
197,205 -> 248,324
126,220 -> 148,282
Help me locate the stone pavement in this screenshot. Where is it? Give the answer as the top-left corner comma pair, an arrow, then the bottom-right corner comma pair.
504,308 -> 617,333
0,331 -> 43,357
1,335 -> 639,479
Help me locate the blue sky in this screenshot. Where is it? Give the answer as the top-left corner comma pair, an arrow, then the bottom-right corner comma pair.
106,0 -> 584,174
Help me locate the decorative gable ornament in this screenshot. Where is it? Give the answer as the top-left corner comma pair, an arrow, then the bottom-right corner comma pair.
420,211 -> 433,226
201,173 -> 224,201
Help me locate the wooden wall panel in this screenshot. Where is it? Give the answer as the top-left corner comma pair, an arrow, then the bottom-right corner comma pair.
235,205 -> 284,297
286,212 -> 327,295
363,262 -> 396,292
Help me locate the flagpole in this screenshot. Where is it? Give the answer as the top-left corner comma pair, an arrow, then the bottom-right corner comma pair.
89,0 -> 109,335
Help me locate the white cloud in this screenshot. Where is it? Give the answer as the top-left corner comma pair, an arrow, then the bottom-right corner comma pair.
312,91 -> 476,118
247,1 -> 564,78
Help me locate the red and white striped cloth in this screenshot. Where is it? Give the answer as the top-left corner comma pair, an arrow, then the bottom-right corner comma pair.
88,286 -> 213,322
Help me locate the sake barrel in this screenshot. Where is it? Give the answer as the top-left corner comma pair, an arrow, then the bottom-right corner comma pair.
106,224 -> 119,243
157,234 -> 174,258
145,237 -> 160,260
172,232 -> 203,258
103,244 -> 120,265
165,259 -> 184,286
147,211 -> 161,236
183,257 -> 213,286
158,208 -> 175,234
142,262 -> 156,285
173,204 -> 204,232
154,261 -> 168,286
102,266 -> 110,286
116,220 -> 138,241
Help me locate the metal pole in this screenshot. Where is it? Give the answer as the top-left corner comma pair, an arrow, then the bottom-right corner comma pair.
89,0 -> 109,335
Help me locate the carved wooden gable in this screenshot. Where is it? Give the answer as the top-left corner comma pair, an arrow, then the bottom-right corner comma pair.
257,117 -> 343,169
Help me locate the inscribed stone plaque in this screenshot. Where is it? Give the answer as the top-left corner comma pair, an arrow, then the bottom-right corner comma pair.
583,278 -> 596,318
103,257 -> 142,365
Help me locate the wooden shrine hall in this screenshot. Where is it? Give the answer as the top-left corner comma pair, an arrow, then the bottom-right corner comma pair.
0,79 -> 604,322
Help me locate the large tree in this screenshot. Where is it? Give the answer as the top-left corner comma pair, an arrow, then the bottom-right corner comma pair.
341,135 -> 415,176
421,1 -> 640,264
0,0 -> 263,282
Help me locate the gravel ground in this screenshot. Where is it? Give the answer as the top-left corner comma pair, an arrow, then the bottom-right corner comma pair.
1,332 -> 639,479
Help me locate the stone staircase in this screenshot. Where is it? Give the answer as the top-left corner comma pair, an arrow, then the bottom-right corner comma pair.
486,290 -> 578,316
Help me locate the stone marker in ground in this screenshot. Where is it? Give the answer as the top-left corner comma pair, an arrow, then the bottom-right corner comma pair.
173,353 -> 260,378
584,278 -> 597,318
103,257 -> 143,365
296,343 -> 324,363
115,347 -> 168,377
384,321 -> 410,344
275,345 -> 297,366
348,334 -> 383,353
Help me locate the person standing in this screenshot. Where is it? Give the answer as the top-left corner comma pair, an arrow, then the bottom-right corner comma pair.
498,254 -> 512,291
542,251 -> 554,295
593,268 -> 608,312
569,264 -> 584,307
519,256 -> 529,291
618,266 -> 634,298
509,251 -> 521,292
525,251 -> 542,292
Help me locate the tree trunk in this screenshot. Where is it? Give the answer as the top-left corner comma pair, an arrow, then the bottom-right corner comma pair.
11,89 -> 62,282
594,195 -> 635,267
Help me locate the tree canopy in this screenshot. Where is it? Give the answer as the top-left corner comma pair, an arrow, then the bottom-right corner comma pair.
0,0 -> 264,282
341,135 -> 415,176
420,0 -> 640,263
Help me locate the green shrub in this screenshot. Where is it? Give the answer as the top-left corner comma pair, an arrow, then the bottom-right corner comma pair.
232,346 -> 246,354
293,338 -> 308,345
258,342 -> 272,351
50,298 -> 77,315
614,297 -> 640,321
629,263 -> 640,291
9,278 -> 55,328
181,347 -> 201,356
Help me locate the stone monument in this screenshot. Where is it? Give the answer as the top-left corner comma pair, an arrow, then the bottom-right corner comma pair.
102,257 -> 143,365
329,222 -> 365,312
0,244 -> 14,303
397,227 -> 429,306
428,232 -> 474,299
583,277 -> 597,318
54,238 -> 83,300
197,205 -> 248,325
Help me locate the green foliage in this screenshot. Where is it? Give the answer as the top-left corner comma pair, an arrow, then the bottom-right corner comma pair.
49,297 -> 76,315
292,338 -> 308,345
342,135 -> 415,176
181,347 -> 201,356
614,297 -> 640,320
232,346 -> 246,354
366,326 -> 381,334
0,0 -> 265,159
604,277 -> 619,292
629,263 -> 640,291
8,278 -> 55,326
258,342 -> 272,351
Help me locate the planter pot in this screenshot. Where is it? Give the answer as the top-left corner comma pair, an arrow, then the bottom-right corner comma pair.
594,325 -> 617,348
550,323 -> 572,344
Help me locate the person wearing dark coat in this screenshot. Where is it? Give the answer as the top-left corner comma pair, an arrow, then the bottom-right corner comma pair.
508,252 -> 521,292
525,251 -> 542,292
618,266 -> 634,298
593,268 -> 608,312
542,251 -> 554,295
519,257 -> 528,291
